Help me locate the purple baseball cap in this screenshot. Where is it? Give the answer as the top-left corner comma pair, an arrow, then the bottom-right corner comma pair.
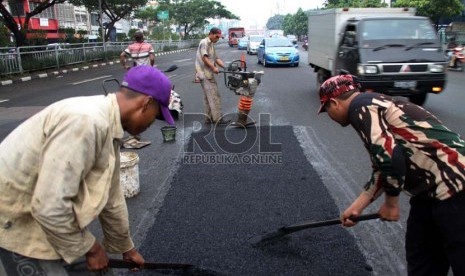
121,65 -> 174,125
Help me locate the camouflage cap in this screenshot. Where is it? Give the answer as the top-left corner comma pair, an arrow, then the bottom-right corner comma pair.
318,74 -> 361,114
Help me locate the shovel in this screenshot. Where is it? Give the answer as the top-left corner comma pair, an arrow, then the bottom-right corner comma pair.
249,213 -> 380,247
108,258 -> 227,275
102,64 -> 179,95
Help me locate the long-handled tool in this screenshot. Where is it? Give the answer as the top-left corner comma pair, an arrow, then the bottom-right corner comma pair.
249,213 -> 380,247
108,258 -> 226,275
102,64 -> 179,95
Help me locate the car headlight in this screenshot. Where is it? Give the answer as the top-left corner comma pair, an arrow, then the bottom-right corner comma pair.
429,64 -> 444,73
357,64 -> 378,75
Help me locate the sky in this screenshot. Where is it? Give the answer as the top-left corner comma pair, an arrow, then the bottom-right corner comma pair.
217,0 -> 326,29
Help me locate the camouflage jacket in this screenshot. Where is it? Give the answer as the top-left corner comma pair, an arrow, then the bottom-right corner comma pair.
349,93 -> 465,200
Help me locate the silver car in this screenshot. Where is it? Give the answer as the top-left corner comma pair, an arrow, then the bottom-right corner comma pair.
247,35 -> 264,55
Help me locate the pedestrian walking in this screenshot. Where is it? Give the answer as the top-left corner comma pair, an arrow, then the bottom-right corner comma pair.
195,27 -> 229,125
120,31 -> 155,69
0,65 -> 174,275
318,74 -> 465,276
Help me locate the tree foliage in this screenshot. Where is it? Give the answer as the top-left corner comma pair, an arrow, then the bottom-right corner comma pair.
156,0 -> 238,39
0,0 -> 67,47
133,5 -> 158,25
392,0 -> 464,27
266,14 -> 285,30
323,0 -> 388,8
68,0 -> 147,41
282,8 -> 308,37
0,22 -> 11,47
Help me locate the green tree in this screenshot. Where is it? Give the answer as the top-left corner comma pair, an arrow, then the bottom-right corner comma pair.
392,0 -> 464,28
0,0 -> 67,47
323,0 -> 388,8
294,9 -> 309,37
157,0 -> 238,39
58,27 -> 76,43
68,0 -> 147,42
266,14 -> 285,30
0,22 -> 11,47
133,5 -> 158,29
282,14 -> 293,34
128,28 -> 139,40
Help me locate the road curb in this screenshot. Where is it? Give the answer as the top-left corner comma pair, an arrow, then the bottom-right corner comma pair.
0,48 -> 193,86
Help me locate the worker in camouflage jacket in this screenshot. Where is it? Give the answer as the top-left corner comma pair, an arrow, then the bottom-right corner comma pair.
318,74 -> 465,276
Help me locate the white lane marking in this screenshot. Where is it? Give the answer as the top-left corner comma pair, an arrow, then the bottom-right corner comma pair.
174,58 -> 191,62
0,99 -> 9,103
70,75 -> 112,85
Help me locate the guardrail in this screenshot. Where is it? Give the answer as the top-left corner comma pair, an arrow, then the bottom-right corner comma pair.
0,39 -> 200,76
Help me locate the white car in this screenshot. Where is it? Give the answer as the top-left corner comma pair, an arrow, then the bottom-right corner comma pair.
247,35 -> 264,55
286,35 -> 298,45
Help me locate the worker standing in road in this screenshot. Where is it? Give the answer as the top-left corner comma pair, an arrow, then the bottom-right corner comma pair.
0,65 -> 174,275
318,74 -> 465,276
195,27 -> 229,125
120,31 -> 155,69
120,31 -> 157,147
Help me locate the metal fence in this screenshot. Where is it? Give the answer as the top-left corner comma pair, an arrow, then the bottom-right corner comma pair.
0,39 -> 200,77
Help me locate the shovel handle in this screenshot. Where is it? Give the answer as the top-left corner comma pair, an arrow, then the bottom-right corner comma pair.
282,213 -> 380,233
108,259 -> 192,270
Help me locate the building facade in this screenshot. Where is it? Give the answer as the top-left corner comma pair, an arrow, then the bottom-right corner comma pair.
7,0 -> 140,42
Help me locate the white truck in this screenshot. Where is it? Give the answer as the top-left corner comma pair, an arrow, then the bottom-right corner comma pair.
308,8 -> 447,105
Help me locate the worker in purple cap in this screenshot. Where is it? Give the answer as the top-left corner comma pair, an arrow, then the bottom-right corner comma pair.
318,74 -> 465,275
0,65 -> 173,275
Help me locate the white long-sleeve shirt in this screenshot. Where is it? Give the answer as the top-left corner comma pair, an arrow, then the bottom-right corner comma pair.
0,94 -> 134,263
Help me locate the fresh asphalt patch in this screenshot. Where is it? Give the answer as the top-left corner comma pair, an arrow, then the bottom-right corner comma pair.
122,126 -> 373,276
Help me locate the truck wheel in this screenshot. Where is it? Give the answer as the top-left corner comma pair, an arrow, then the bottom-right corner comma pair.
316,69 -> 329,92
409,94 -> 427,106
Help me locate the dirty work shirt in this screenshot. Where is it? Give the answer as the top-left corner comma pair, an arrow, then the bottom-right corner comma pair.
195,36 -> 223,122
0,94 -> 134,264
348,92 -> 465,200
123,42 -> 154,66
195,37 -> 217,81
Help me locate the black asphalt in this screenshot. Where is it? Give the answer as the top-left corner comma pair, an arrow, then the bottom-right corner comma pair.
119,126 -> 373,276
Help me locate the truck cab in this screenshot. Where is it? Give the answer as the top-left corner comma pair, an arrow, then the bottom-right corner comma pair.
308,8 -> 447,106
335,17 -> 446,105
229,28 -> 245,47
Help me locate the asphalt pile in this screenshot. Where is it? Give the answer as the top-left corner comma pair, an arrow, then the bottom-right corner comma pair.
129,126 -> 372,276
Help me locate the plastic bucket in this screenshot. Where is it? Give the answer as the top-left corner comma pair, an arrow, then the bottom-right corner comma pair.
161,126 -> 177,142
120,151 -> 140,198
